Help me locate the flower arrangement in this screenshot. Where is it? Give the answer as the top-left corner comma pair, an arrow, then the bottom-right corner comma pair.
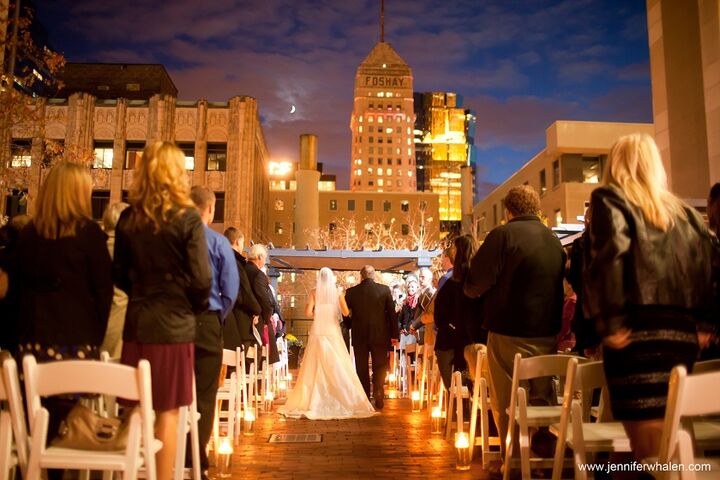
285,333 -> 303,349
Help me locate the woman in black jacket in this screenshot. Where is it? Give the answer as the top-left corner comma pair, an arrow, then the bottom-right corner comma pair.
434,234 -> 482,388
584,133 -> 718,462
114,141 -> 212,480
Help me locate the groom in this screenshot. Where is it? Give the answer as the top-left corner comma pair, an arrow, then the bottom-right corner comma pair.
344,265 -> 399,409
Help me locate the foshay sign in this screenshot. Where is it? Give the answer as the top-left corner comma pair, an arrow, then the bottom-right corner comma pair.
362,76 -> 407,88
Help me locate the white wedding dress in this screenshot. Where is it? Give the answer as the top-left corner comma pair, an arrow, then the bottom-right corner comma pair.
279,269 -> 377,420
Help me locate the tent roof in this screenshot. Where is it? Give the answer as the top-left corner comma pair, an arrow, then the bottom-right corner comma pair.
267,248 -> 441,272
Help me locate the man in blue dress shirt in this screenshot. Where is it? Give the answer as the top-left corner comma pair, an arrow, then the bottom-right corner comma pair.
190,186 -> 239,477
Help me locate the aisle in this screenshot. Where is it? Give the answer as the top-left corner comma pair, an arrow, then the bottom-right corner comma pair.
214,395 -> 491,479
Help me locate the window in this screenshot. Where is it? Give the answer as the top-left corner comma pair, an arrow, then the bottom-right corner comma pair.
560,154 -> 602,184
366,200 -> 373,211
93,141 -> 114,169
275,222 -> 283,234
274,200 -> 284,211
368,180 -> 374,186
329,222 -> 336,233
126,83 -> 140,91
91,191 -> 110,220
553,160 -> 560,187
369,136 -> 374,143
369,158 -> 374,165
348,199 -> 355,211
377,179 -> 384,186
383,200 -> 391,212
539,169 -> 547,195
329,199 -> 337,211
555,208 -> 562,226
5,189 -> 28,217
214,192 -> 225,222
178,143 -> 195,170
397,158 -> 401,165
397,180 -> 402,187
401,201 -> 409,212
206,143 -> 227,171
401,224 -> 410,235
125,141 -> 144,169
10,139 -> 31,167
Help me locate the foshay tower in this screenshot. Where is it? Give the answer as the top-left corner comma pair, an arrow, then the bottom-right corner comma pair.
349,1 -> 416,193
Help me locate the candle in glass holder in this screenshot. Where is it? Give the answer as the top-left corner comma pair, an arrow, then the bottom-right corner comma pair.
411,390 -> 421,412
455,432 -> 471,470
216,437 -> 233,478
286,372 -> 292,383
387,388 -> 397,399
388,373 -> 397,388
243,410 -> 255,435
264,391 -> 275,412
278,380 -> 287,398
431,406 -> 443,434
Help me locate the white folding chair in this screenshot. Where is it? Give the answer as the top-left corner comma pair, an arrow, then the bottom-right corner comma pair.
467,347 -> 502,469
240,345 -> 259,416
213,348 -> 240,453
692,358 -> 720,374
401,343 -> 419,398
654,365 -> 720,480
23,356 -> 160,480
504,354 -> 577,480
445,370 -> 470,439
0,354 -> 29,480
174,379 -> 201,480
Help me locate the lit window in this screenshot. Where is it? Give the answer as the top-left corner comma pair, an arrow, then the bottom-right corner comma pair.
206,143 -> 227,171
368,167 -> 373,175
377,92 -> 384,97
396,169 -> 401,176
274,200 -> 284,211
378,116 -> 384,124
555,209 -> 563,226
401,201 -> 409,212
386,92 -> 392,97
406,127 -> 410,134
368,116 -> 374,122
359,116 -> 363,122
125,141 -> 144,169
93,142 -> 114,169
358,126 -> 363,133
275,222 -> 283,234
378,179 -> 384,186
178,143 -> 195,170
407,171 -> 413,177
378,168 -> 383,176
396,148 -> 401,155
407,148 -> 412,156
407,138 -> 411,145
330,199 -> 337,210
10,140 -> 31,167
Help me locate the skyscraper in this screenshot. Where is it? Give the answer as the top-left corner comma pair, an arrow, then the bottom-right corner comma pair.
413,92 -> 476,234
349,37 -> 416,193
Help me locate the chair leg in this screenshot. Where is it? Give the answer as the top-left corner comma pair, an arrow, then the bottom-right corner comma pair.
174,406 -> 188,480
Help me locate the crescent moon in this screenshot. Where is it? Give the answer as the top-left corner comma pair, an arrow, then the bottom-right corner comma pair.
290,104 -> 296,114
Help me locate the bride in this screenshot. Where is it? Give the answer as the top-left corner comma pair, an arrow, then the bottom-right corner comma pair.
279,267 -> 377,419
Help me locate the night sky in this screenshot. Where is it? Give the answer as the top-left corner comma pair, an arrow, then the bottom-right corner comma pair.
33,0 -> 653,197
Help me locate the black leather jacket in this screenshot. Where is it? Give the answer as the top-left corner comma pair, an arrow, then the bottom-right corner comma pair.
114,207 -> 212,344
583,186 -> 718,337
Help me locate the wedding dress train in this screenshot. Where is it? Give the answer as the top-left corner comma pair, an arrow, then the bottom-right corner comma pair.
279,279 -> 377,420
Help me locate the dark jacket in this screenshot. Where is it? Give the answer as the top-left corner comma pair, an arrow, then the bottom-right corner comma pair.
245,260 -> 280,364
223,250 -> 261,350
464,215 -> 566,338
18,220 -> 113,346
114,207 -> 212,344
344,278 -> 399,347
434,278 -> 482,350
583,186 -> 718,337
567,233 -> 600,351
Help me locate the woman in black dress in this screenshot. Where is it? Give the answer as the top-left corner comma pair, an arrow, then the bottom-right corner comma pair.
584,133 -> 718,461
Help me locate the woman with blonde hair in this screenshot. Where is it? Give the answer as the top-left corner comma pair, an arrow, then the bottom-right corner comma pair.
114,141 -> 212,480
17,162 -> 114,480
584,133 -> 718,461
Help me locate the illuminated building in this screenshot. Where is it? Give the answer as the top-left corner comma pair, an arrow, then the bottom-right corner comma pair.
472,121 -> 654,237
414,92 -> 476,235
349,38 -> 416,193
2,64 -> 270,239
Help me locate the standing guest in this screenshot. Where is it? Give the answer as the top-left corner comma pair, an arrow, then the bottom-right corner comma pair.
0,214 -> 31,353
437,245 -> 455,290
414,267 -> 437,345
584,133 -> 717,461
188,186 -> 239,477
700,183 -> 720,359
114,142 -> 212,480
709,182 -> 720,236
433,234 -> 481,388
398,275 -> 419,350
100,202 -> 130,358
245,244 -> 280,365
18,162 -> 113,480
222,227 -> 261,355
464,185 -> 565,460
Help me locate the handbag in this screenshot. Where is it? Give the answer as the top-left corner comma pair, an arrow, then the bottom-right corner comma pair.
51,402 -> 130,451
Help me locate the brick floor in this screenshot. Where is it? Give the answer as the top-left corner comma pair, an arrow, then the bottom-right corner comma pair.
211,394 -> 492,479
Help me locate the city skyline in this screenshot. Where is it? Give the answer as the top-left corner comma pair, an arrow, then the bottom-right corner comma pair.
33,0 -> 652,197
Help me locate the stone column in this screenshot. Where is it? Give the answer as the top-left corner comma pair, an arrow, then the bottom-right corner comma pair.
148,94 -> 176,143
193,100 -> 208,187
65,92 -> 95,161
293,134 -> 320,249
110,99 -> 127,203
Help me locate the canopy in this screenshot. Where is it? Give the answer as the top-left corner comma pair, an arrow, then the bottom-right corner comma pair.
267,248 -> 442,273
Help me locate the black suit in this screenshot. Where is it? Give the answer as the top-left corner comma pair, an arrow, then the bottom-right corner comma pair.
245,261 -> 280,365
223,251 -> 261,351
344,278 -> 399,399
